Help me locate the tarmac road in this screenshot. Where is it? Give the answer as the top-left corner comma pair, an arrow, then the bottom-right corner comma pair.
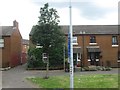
2,64 -> 119,88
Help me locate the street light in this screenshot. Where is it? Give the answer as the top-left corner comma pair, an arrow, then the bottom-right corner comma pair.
69,0 -> 74,89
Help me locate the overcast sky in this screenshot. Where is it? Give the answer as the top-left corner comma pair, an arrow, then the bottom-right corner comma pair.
0,0 -> 119,39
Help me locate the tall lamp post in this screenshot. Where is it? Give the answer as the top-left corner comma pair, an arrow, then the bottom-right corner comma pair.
68,0 -> 74,89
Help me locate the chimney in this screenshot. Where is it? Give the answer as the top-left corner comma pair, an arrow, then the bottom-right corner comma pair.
13,20 -> 19,29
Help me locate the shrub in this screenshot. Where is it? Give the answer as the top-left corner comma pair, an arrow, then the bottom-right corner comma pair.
83,66 -> 97,71
27,47 -> 65,70
88,66 -> 97,71
101,67 -> 112,71
27,48 -> 46,68
96,66 -> 102,70
83,67 -> 89,71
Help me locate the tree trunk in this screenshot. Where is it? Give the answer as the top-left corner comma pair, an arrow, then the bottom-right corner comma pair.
44,58 -> 49,79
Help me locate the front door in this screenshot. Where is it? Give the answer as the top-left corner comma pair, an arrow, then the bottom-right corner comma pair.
73,53 -> 77,66
90,52 -> 96,65
90,52 -> 100,66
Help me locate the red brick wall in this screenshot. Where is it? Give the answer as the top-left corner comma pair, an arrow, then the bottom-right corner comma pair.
21,53 -> 27,64
66,34 -> 118,67
97,35 -> 118,67
10,29 -> 22,67
2,37 -> 11,68
21,44 -> 29,64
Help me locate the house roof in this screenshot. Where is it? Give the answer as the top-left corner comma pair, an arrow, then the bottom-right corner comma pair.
0,20 -> 20,37
29,25 -> 118,35
22,39 -> 29,45
61,25 -> 118,35
0,26 -> 15,36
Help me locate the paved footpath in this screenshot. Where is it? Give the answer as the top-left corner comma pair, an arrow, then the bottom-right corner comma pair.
2,64 -> 68,88
2,64 -> 119,88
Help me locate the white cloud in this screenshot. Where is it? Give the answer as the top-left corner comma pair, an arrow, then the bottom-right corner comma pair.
92,0 -> 119,8
58,6 -> 118,25
0,0 -> 40,39
97,11 -> 118,25
0,0 -> 119,39
58,7 -> 91,25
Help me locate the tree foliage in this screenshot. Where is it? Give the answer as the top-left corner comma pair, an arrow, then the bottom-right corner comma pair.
27,48 -> 45,68
29,3 -> 66,69
32,3 -> 65,53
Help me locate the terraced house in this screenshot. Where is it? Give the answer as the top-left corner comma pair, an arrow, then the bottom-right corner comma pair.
29,25 -> 119,68
62,25 -> 119,68
0,20 -> 22,68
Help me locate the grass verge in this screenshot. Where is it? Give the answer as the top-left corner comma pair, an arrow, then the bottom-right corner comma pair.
26,74 -> 118,88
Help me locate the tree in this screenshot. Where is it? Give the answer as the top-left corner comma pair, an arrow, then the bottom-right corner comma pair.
31,3 -> 65,78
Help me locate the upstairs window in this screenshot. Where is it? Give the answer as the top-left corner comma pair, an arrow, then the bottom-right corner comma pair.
90,36 -> 96,43
112,36 -> 118,45
0,39 -> 4,48
72,36 -> 78,45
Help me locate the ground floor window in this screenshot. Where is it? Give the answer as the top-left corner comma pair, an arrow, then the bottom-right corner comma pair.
73,53 -> 81,66
118,51 -> 120,59
87,52 -> 100,66
118,51 -> 120,62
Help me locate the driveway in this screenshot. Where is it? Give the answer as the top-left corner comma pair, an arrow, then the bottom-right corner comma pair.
2,64 -> 68,88
2,64 -> 119,88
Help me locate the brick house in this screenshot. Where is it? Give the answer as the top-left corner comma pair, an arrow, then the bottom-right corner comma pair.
0,20 -> 22,68
21,39 -> 29,64
62,25 -> 119,67
29,25 -> 119,67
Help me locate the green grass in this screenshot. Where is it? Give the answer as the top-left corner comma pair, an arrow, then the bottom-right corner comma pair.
26,74 -> 118,88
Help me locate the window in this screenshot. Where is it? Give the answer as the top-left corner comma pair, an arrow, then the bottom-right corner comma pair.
72,36 -> 77,44
36,43 -> 43,48
118,52 -> 120,60
77,53 -> 81,61
87,52 -> 100,62
112,36 -> 118,45
0,39 -> 4,48
24,45 -> 27,48
90,36 -> 96,43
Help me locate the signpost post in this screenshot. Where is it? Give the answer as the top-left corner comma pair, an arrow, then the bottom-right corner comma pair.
68,0 -> 74,89
42,53 -> 49,78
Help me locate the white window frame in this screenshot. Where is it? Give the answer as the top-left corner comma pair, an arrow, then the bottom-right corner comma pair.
89,43 -> 97,45
90,36 -> 96,43
77,53 -> 81,61
112,45 -> 118,47
112,36 -> 118,47
72,36 -> 78,45
36,43 -> 43,48
96,59 -> 99,61
88,59 -> 91,61
118,60 -> 120,62
118,52 -> 120,62
0,39 -> 4,48
112,36 -> 118,45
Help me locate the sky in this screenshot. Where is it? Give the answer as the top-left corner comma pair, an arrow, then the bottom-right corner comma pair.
0,0 -> 119,39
